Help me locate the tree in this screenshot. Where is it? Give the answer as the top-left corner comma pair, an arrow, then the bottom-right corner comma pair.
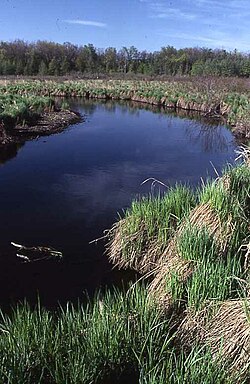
103,47 -> 117,73
48,57 -> 59,75
38,61 -> 48,76
60,57 -> 70,75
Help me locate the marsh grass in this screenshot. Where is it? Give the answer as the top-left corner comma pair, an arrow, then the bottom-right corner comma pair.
108,158 -> 250,317
107,185 -> 195,273
0,94 -> 55,128
1,78 -> 249,134
139,346 -> 242,384
0,285 -> 174,384
0,285 -> 244,384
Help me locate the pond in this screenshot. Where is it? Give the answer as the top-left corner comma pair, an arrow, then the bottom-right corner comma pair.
0,99 -> 238,307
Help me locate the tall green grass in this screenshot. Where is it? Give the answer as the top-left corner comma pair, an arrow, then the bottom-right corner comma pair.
0,285 -> 172,383
118,185 -> 195,264
139,346 -> 240,384
0,285 -> 242,384
0,94 -> 58,129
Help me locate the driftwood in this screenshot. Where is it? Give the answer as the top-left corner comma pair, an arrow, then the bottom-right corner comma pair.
11,242 -> 63,263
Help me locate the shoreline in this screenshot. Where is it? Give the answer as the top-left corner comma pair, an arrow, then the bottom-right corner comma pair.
0,97 -> 248,147
0,108 -> 82,146
83,93 -> 250,142
1,78 -> 250,144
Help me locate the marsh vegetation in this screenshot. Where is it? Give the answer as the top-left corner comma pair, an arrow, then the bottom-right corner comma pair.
0,285 -> 248,384
105,150 -> 250,382
1,78 -> 249,141
0,77 -> 249,382
0,150 -> 249,383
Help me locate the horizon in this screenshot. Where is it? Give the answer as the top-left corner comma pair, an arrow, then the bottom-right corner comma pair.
1,38 -> 248,55
1,0 -> 250,53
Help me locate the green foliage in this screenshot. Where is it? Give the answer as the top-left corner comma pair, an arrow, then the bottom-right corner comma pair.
0,285 -> 172,383
120,185 -> 195,261
0,285 -> 242,383
0,94 -> 55,127
0,40 -> 250,77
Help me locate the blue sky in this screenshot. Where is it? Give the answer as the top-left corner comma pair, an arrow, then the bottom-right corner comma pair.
1,0 -> 249,52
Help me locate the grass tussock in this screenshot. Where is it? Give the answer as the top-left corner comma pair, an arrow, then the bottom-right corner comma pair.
107,185 -> 195,274
147,203 -> 237,308
108,154 -> 250,308
105,148 -> 250,381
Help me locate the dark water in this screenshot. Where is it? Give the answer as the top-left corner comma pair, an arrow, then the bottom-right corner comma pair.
0,99 -> 237,307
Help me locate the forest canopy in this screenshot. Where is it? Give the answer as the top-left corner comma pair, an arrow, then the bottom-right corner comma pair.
0,40 -> 250,77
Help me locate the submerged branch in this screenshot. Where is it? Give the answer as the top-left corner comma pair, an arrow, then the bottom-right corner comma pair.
11,241 -> 63,263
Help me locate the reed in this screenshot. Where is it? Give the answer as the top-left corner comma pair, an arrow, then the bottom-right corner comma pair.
107,154 -> 250,316
139,346 -> 242,384
0,285 -> 173,383
0,285 -> 244,383
0,94 -> 55,128
1,78 -> 249,135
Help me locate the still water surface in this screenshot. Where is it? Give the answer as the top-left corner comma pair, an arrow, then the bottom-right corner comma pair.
0,100 -> 237,306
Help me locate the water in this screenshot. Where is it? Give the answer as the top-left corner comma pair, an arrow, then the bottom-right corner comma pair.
0,99 -> 237,307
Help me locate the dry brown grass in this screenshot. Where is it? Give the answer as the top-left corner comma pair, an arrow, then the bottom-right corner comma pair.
182,202 -> 233,252
178,298 -> 250,379
106,218 -> 157,274
107,199 -> 232,271
236,145 -> 250,167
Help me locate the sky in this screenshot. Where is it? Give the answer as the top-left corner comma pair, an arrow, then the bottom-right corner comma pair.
0,0 -> 249,52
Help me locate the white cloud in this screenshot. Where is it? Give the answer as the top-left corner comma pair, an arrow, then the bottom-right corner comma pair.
159,31 -> 250,51
196,0 -> 250,12
140,0 -> 196,21
63,19 -> 107,28
155,8 -> 196,21
140,0 -> 250,51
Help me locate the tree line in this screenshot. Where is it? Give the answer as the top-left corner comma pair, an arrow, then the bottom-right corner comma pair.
0,40 -> 250,77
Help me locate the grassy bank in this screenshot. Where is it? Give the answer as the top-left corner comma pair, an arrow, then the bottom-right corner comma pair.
0,94 -> 56,129
0,80 -> 250,382
106,149 -> 250,381
0,152 -> 249,383
0,77 -> 249,140
0,93 -> 79,145
0,285 -> 244,384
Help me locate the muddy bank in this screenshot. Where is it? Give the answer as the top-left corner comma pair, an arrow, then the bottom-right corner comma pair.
0,109 -> 81,146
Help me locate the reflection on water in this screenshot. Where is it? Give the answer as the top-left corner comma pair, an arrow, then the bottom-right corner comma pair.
185,120 -> 230,152
0,142 -> 24,165
0,99 -> 238,307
